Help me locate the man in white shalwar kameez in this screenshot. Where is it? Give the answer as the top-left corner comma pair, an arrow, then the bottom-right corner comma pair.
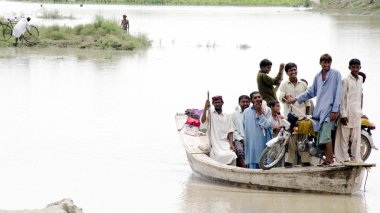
201,96 -> 237,165
335,59 -> 363,163
12,17 -> 32,46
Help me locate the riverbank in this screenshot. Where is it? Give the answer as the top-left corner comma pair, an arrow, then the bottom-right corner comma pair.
0,16 -> 151,50
316,0 -> 380,15
28,0 -> 308,6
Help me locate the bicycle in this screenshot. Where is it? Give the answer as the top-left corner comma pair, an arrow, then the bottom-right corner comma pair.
0,19 -> 39,44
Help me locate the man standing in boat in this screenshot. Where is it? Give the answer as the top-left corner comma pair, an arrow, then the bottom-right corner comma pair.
278,62 -> 312,167
335,59 -> 363,163
257,59 -> 284,104
287,54 -> 342,166
243,91 -> 272,169
231,95 -> 250,167
200,96 -> 237,165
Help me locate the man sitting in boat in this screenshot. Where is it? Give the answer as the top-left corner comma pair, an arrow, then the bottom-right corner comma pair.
231,95 -> 250,168
243,92 -> 272,169
200,96 -> 237,165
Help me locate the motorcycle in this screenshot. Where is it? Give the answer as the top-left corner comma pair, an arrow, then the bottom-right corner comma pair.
359,115 -> 377,161
259,111 -> 376,170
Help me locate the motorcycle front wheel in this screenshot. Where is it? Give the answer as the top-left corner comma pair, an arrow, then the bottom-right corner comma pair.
360,135 -> 371,162
259,141 -> 286,170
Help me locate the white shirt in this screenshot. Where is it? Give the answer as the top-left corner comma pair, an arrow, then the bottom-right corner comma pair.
12,18 -> 30,38
200,108 -> 237,164
231,106 -> 244,141
279,79 -> 311,117
340,74 -> 363,128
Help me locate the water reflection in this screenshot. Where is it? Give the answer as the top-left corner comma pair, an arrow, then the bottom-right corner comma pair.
180,175 -> 367,213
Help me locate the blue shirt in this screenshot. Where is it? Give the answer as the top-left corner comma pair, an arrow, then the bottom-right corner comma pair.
296,68 -> 342,131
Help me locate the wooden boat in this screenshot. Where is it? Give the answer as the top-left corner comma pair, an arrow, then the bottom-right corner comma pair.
175,113 -> 376,195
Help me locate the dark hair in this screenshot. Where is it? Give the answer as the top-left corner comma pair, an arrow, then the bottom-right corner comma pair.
358,72 -> 366,83
300,78 -> 308,86
26,17 -> 31,22
349,58 -> 361,67
268,100 -> 279,107
259,59 -> 272,69
285,62 -> 297,73
249,91 -> 260,100
320,54 -> 332,63
238,95 -> 250,102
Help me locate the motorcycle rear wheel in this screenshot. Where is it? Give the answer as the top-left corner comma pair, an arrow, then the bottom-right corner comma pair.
259,142 -> 286,170
360,135 -> 371,162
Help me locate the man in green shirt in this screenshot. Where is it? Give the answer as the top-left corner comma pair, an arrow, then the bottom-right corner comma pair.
257,59 -> 284,105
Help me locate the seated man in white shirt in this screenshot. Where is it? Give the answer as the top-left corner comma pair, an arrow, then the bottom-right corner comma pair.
12,17 -> 32,47
200,96 -> 237,165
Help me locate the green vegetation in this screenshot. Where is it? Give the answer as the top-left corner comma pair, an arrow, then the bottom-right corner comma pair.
36,0 -> 308,6
317,0 -> 380,15
38,9 -> 75,19
0,16 -> 151,50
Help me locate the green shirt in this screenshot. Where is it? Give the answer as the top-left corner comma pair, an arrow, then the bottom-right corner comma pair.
257,70 -> 283,104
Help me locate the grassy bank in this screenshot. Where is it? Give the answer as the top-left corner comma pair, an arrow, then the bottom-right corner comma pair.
317,0 -> 380,15
0,16 -> 151,50
31,0 -> 308,6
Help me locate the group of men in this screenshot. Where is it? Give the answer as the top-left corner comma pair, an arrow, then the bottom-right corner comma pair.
201,53 -> 364,168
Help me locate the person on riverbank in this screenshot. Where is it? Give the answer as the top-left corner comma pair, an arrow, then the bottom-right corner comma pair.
279,62 -> 312,167
243,91 -> 272,169
231,95 -> 250,167
12,17 -> 32,47
200,96 -> 237,165
121,14 -> 129,34
286,54 -> 342,166
257,59 -> 284,104
335,59 -> 363,163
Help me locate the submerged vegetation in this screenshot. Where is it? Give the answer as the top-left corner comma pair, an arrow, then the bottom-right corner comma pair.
38,9 -> 75,19
0,16 -> 151,50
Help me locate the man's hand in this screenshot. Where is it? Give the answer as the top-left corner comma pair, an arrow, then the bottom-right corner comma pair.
340,117 -> 348,126
204,99 -> 210,110
230,143 -> 236,152
286,96 -> 297,105
330,112 -> 338,121
254,100 -> 263,115
279,63 -> 285,72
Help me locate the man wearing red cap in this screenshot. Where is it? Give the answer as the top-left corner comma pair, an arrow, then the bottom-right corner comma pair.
200,96 -> 237,165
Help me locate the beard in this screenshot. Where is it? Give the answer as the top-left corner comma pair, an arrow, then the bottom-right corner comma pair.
214,105 -> 222,111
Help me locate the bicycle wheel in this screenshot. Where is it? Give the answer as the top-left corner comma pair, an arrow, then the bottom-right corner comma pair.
24,26 -> 39,43
1,24 -> 12,41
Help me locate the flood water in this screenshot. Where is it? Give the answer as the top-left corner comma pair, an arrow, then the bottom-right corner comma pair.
0,1 -> 380,212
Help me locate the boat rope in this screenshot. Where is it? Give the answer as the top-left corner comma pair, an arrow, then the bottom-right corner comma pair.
364,167 -> 370,192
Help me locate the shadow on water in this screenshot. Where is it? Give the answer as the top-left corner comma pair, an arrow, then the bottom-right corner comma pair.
179,174 -> 367,213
